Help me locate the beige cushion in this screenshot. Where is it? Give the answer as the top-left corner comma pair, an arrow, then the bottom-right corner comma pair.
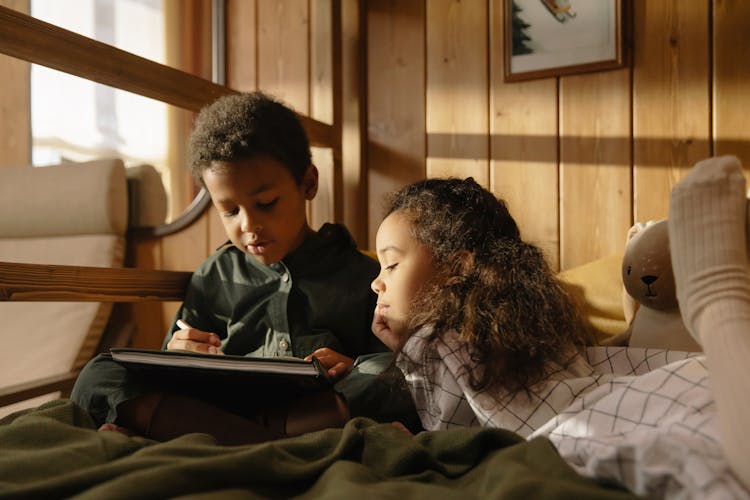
126,164 -> 168,227
0,159 -> 128,237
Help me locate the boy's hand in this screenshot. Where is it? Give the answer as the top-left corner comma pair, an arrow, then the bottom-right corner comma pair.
167,322 -> 224,355
304,348 -> 353,381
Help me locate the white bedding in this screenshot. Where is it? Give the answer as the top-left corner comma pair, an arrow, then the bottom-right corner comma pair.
534,347 -> 749,499
400,331 -> 749,499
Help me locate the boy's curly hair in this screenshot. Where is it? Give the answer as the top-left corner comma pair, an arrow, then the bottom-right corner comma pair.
387,178 -> 594,396
188,91 -> 311,184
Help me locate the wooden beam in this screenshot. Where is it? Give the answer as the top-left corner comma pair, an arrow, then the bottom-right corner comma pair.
0,5 -> 333,147
0,262 -> 191,302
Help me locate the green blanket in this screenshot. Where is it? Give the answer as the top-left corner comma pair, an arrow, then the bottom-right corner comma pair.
0,400 -> 639,499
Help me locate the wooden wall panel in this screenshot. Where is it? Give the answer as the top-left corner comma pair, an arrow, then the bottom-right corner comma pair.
257,0 -> 309,110
164,0 -> 212,221
310,0 -> 334,230
425,0 -> 488,185
158,214 -> 210,336
341,0 -> 367,246
366,0 -> 426,248
489,0 -> 559,269
127,237 -> 165,349
560,70 -> 632,269
713,0 -> 750,168
0,0 -> 29,168
632,0 -> 710,222
226,0 -> 257,91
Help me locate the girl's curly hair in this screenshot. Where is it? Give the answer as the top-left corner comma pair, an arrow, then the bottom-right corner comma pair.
387,177 -> 594,396
188,91 -> 311,184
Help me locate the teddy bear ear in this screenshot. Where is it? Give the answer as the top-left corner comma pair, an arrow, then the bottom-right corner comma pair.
624,219 -> 659,244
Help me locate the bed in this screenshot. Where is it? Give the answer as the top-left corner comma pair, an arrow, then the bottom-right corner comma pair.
0,4 -> 738,500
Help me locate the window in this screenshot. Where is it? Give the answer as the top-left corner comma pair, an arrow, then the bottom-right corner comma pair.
29,0 -> 212,221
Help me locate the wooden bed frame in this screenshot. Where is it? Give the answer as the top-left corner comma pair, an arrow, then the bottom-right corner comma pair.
0,2 -> 345,407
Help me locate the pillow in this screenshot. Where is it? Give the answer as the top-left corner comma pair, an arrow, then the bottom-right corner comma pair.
126,164 -> 168,227
0,158 -> 127,237
558,254 -> 627,343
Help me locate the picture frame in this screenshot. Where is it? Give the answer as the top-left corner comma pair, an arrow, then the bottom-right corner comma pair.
504,0 -> 626,82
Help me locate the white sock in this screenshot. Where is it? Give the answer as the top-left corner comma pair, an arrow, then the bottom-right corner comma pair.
668,155 -> 750,490
668,155 -> 750,343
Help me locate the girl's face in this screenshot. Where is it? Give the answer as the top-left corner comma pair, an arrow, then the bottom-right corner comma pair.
371,211 -> 436,350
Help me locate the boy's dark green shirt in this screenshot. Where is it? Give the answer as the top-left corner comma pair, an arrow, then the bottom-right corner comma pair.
162,223 -> 416,424
167,223 -> 383,358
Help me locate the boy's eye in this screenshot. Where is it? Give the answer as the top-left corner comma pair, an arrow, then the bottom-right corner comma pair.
385,263 -> 398,272
257,197 -> 279,210
222,207 -> 239,217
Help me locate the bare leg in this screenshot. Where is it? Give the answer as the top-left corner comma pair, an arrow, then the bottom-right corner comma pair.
116,393 -> 285,445
284,390 -> 349,437
115,390 -> 349,445
668,155 -> 750,489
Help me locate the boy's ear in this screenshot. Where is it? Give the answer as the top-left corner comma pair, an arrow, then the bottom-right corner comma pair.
302,164 -> 319,200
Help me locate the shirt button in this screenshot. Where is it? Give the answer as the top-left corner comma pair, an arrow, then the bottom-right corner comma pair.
279,339 -> 290,351
281,273 -> 290,283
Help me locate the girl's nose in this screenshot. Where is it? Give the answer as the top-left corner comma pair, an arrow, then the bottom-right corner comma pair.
371,275 -> 384,294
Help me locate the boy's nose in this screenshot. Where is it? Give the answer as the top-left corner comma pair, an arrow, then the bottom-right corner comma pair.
240,212 -> 260,234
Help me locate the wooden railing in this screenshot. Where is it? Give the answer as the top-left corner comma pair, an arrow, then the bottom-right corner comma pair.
0,5 -> 335,148
0,262 -> 191,302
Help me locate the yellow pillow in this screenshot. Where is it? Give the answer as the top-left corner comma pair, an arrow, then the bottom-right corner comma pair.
558,254 -> 627,343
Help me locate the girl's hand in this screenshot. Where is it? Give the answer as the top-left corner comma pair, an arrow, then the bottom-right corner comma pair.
167,323 -> 224,354
305,348 -> 354,381
371,307 -> 400,351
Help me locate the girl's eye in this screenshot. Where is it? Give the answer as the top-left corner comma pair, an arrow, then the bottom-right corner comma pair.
222,208 -> 239,218
257,197 -> 279,210
385,263 -> 398,272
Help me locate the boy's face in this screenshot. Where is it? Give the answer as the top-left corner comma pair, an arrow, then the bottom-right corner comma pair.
371,211 -> 436,350
203,156 -> 318,265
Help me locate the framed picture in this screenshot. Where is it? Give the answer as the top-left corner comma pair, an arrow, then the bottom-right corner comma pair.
504,0 -> 626,82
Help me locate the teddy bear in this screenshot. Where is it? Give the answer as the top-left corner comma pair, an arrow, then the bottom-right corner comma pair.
618,219 -> 703,352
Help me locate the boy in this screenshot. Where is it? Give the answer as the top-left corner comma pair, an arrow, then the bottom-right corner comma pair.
72,92 -> 417,444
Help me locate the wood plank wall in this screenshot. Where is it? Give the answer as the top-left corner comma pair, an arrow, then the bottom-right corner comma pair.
133,0 -> 750,348
367,0 -> 750,271
4,1 -> 747,348
0,0 -> 29,168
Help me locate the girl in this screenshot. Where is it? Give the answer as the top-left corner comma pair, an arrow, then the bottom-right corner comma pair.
370,177 -> 600,436
372,169 -> 750,499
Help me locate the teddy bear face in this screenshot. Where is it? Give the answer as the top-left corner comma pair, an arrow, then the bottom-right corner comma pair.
621,220 -> 679,311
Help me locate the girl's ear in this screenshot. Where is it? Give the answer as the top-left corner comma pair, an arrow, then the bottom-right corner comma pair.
445,250 -> 475,285
302,164 -> 319,200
